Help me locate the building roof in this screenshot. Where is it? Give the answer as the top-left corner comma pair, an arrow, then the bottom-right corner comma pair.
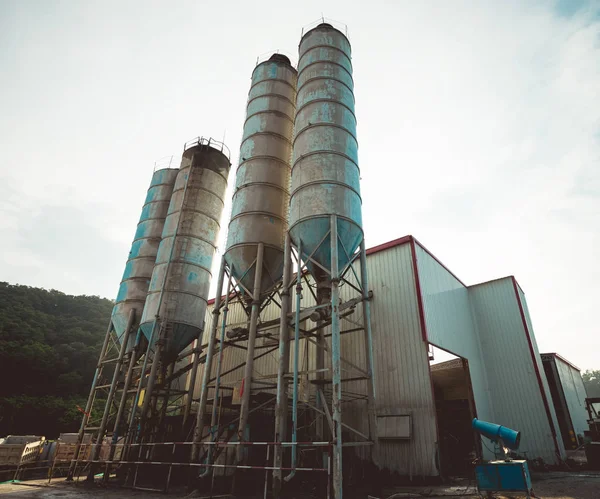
541,352 -> 581,372
208,234 -> 517,304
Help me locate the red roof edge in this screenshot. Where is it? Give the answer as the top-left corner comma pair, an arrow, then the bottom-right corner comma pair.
542,352 -> 581,372
412,237 -> 468,288
365,235 -> 413,256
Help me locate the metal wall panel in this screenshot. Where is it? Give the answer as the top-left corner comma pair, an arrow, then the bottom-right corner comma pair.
553,357 -> 589,439
516,285 -> 565,459
469,279 -> 564,463
413,245 -> 495,458
362,243 -> 438,477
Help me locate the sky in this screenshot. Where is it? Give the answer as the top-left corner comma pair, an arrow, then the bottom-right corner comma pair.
0,0 -> 598,370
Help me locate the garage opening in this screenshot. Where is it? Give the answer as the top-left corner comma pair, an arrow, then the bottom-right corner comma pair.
429,345 -> 479,477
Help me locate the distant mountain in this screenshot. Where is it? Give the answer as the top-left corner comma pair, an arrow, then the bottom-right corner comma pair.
0,282 -> 112,438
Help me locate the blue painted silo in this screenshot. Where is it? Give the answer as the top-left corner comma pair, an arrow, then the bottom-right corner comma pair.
289,23 -> 362,278
111,167 -> 178,350
225,54 -> 297,298
140,138 -> 231,358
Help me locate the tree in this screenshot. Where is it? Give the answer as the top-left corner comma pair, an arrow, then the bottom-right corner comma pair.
0,282 -> 113,438
582,370 -> 600,398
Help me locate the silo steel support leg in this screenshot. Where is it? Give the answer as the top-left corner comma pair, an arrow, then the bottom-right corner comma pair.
67,319 -> 113,480
199,270 -> 233,479
139,338 -> 163,433
87,309 -> 135,481
273,234 -> 292,497
236,242 -> 265,464
125,324 -> 158,452
284,240 -> 302,483
107,329 -> 141,466
360,240 -> 379,464
191,257 -> 226,461
158,362 -> 175,434
330,215 -> 343,499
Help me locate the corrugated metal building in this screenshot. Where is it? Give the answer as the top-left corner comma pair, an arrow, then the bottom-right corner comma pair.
541,352 -> 589,449
189,235 -> 567,477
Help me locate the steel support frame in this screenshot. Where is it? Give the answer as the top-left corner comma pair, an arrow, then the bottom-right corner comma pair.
271,215 -> 379,499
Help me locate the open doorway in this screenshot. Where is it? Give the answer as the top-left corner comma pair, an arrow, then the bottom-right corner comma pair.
429,344 -> 479,476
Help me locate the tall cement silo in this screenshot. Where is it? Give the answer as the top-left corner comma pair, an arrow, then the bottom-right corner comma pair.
111,167 -> 178,349
140,138 -> 231,359
225,53 -> 297,297
191,54 -> 297,463
275,23 -> 378,499
289,23 -> 362,286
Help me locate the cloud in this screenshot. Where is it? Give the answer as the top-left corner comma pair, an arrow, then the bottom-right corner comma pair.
0,0 -> 598,369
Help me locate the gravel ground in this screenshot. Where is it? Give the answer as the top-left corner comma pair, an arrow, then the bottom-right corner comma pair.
0,472 -> 599,498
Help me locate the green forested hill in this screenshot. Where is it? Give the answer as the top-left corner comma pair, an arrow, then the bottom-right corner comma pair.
0,282 -> 112,438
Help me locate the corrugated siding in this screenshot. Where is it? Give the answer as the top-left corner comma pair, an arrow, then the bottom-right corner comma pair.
191,242 -> 438,477
468,279 -> 562,463
414,245 -> 494,429
516,286 -> 565,458
363,243 -> 437,477
554,357 -> 589,439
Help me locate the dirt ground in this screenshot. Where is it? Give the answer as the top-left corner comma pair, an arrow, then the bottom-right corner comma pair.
0,472 -> 599,498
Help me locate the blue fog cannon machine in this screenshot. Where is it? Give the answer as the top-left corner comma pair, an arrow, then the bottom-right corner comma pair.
472,418 -> 535,498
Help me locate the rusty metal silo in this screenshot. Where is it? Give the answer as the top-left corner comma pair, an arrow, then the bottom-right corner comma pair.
289,23 -> 362,280
111,167 -> 178,349
140,138 -> 231,359
225,54 -> 297,297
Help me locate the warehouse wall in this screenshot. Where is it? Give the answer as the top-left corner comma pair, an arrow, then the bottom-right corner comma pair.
363,243 -> 438,477
469,278 -> 565,464
554,356 -> 589,440
413,244 -> 495,458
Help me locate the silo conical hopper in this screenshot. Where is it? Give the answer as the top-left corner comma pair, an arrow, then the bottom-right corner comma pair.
140,138 -> 231,359
225,54 -> 297,299
289,23 -> 362,280
111,167 -> 178,350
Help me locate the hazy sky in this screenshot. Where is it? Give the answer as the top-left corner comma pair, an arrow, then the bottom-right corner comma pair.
1,1 -> 598,370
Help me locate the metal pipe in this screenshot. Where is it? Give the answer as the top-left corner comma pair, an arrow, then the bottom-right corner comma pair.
273,233 -> 292,496
87,309 -> 135,480
67,318 -> 113,480
236,242 -> 265,463
191,257 -> 226,461
284,240 -> 302,483
359,239 -> 379,465
198,270 -> 233,479
330,215 -> 343,499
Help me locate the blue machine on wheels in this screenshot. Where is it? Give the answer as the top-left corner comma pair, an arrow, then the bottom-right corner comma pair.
472,418 -> 536,498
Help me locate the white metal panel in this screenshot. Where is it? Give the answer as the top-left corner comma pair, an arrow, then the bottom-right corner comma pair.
357,243 -> 438,477
469,278 -> 563,464
554,357 -> 589,439
413,244 -> 495,439
516,285 -> 565,459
